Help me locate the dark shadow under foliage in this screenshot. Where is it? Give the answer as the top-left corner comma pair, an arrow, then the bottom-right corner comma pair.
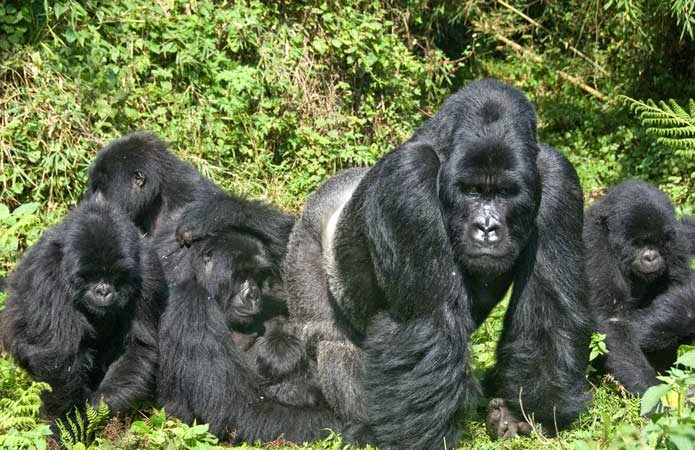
585,180 -> 695,395
283,79 -> 592,449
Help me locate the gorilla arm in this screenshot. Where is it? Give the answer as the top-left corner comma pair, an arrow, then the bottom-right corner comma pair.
1,232 -> 94,417
333,142 -> 481,449
91,249 -> 166,413
630,277 -> 695,352
490,145 -> 592,431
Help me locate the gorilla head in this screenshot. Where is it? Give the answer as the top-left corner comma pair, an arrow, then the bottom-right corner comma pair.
88,134 -> 169,222
87,132 -> 217,234
188,230 -> 280,330
437,91 -> 541,277
598,180 -> 682,284
61,198 -> 143,318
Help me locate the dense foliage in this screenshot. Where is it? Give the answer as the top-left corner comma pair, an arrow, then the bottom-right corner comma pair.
1,0 -> 694,448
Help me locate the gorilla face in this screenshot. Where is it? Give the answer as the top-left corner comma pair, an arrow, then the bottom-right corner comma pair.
439,138 -> 541,278
61,202 -> 142,318
87,134 -> 166,226
607,203 -> 676,282
193,231 -> 275,329
228,279 -> 262,326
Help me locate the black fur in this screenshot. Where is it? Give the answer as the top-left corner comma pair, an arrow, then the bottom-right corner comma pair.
87,132 -> 218,236
154,209 -> 341,443
584,180 -> 695,394
284,79 -> 591,448
1,196 -> 166,419
89,133 -> 336,441
88,132 -> 293,251
247,317 -> 327,408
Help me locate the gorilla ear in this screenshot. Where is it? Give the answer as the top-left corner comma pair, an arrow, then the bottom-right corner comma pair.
133,170 -> 146,188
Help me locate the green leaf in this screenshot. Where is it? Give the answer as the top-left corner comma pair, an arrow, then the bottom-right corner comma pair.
12,203 -> 38,217
641,383 -> 670,415
670,435 -> 695,450
676,349 -> 695,368
0,204 -> 9,221
129,420 -> 151,434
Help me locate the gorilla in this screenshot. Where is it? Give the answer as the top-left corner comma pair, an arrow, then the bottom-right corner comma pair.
154,204 -> 340,443
1,196 -> 166,420
247,317 -> 327,408
283,78 -> 592,448
89,134 -> 335,442
584,179 -> 695,394
87,132 -> 292,250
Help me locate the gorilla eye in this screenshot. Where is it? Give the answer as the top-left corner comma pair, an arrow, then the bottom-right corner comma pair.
458,183 -> 482,196
133,171 -> 146,188
498,184 -> 520,197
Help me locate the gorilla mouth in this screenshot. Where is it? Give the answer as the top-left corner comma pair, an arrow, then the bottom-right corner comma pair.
466,248 -> 509,259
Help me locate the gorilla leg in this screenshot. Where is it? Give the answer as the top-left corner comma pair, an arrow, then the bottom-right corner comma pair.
316,341 -> 368,422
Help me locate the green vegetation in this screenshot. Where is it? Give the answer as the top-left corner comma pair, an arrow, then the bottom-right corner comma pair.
1,0 -> 694,448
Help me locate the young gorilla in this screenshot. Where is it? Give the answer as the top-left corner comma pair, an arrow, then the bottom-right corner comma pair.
584,180 -> 695,395
197,234 -> 325,409
87,132 -> 294,262
1,196 -> 166,420
155,210 -> 340,443
283,79 -> 591,448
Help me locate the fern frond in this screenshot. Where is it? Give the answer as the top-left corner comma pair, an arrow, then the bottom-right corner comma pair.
56,400 -> 110,449
620,95 -> 695,150
55,418 -> 74,448
0,381 -> 49,432
85,398 -> 109,436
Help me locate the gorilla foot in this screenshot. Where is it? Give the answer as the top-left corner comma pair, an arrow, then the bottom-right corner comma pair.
485,398 -> 533,440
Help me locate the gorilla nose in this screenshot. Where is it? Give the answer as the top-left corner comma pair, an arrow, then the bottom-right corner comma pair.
94,283 -> 113,303
642,249 -> 659,263
473,219 -> 501,244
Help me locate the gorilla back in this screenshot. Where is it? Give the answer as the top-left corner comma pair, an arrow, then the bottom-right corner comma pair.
284,79 -> 591,448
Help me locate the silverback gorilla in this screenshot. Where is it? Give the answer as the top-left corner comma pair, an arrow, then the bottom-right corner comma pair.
1,196 -> 166,420
584,180 -> 695,395
283,79 -> 592,448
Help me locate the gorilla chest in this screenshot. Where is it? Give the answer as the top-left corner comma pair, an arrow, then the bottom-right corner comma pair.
469,272 -> 514,325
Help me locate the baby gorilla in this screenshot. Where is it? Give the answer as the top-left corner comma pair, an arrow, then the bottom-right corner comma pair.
1,196 -> 166,420
245,317 -> 326,408
585,179 -> 695,395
